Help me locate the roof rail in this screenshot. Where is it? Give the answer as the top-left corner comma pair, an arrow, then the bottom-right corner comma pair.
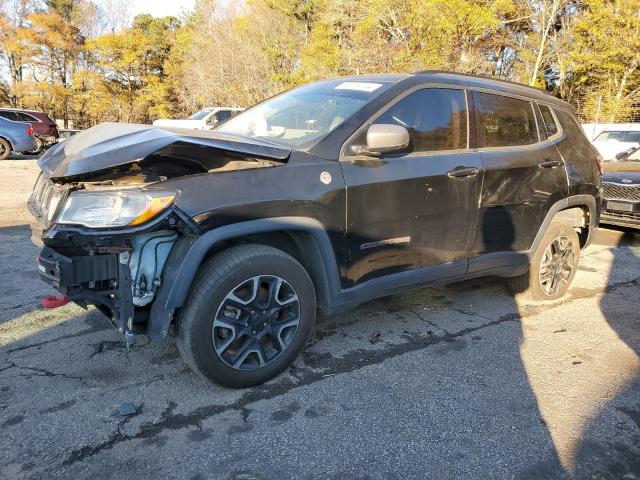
413,70 -> 554,95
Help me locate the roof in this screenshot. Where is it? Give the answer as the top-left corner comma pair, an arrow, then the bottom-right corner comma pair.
0,107 -> 48,115
331,74 -> 409,83
200,107 -> 244,111
327,71 -> 570,109
410,70 -> 570,108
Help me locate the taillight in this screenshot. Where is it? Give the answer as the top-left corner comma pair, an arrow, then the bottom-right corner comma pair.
26,126 -> 33,136
595,154 -> 604,175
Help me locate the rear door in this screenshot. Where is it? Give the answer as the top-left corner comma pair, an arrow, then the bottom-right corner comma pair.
469,91 -> 567,268
340,87 -> 483,286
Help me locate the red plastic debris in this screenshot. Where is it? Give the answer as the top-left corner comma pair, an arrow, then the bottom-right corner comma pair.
42,295 -> 70,309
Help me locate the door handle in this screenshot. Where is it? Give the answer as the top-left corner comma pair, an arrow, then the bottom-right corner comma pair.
447,166 -> 480,178
538,159 -> 562,168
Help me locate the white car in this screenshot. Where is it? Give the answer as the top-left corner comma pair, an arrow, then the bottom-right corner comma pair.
153,107 -> 243,131
589,124 -> 640,161
56,128 -> 81,143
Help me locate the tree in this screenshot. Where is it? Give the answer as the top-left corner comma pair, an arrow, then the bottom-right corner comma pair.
88,14 -> 180,122
100,0 -> 131,33
2,0 -> 638,126
566,0 -> 640,121
525,0 -> 570,86
0,0 -> 41,106
22,8 -> 84,125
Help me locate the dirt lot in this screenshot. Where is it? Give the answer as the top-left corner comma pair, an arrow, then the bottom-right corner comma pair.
1,158 -> 639,480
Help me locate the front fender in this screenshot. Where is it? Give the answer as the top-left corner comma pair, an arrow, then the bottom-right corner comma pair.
147,216 -> 342,339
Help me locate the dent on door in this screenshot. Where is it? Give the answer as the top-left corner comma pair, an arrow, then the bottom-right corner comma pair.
474,145 -> 567,256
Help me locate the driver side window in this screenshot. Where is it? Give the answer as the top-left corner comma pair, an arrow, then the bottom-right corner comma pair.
362,88 -> 468,155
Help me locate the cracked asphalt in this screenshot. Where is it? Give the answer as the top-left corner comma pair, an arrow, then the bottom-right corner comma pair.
1,159 -> 639,480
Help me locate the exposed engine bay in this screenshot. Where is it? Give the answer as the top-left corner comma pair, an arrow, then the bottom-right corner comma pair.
58,150 -> 283,189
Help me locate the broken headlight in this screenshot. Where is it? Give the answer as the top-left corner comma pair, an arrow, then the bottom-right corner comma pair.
57,190 -> 176,228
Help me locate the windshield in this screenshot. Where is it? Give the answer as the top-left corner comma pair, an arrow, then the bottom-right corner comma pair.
217,80 -> 392,148
189,109 -> 214,120
595,131 -> 640,143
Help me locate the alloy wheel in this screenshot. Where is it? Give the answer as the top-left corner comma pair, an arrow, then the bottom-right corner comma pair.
538,236 -> 575,296
211,275 -> 300,370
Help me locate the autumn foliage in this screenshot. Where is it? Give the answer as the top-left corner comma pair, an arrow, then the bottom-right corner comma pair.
0,0 -> 638,127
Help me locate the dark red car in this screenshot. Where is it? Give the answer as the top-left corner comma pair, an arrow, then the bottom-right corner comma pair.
0,108 -> 58,154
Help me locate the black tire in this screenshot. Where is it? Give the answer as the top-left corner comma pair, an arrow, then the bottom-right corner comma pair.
508,220 -> 580,301
0,138 -> 10,160
27,137 -> 44,155
176,244 -> 316,388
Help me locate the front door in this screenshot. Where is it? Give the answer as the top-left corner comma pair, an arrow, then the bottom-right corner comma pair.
340,87 -> 483,287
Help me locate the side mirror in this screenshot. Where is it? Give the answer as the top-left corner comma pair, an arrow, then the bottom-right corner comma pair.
365,124 -> 410,155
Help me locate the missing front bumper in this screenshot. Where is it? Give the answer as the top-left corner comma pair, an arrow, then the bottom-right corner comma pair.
37,247 -> 119,290
36,247 -> 135,342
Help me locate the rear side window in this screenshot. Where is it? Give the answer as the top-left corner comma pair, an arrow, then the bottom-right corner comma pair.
0,111 -> 18,121
373,88 -> 468,152
538,105 -> 558,137
17,112 -> 38,122
475,92 -> 538,147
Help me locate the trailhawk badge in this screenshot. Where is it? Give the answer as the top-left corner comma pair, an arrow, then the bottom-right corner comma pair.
361,236 -> 411,250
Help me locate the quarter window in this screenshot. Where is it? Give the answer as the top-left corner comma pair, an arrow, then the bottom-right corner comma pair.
475,93 -> 538,147
372,88 -> 468,153
538,105 -> 558,137
17,112 -> 38,122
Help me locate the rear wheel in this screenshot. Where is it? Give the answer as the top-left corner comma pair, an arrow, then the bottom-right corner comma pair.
176,244 -> 316,387
508,220 -> 580,301
0,138 -> 10,160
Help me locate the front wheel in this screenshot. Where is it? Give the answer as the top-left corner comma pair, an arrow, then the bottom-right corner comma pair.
0,138 -> 10,160
508,220 -> 580,301
176,245 -> 316,388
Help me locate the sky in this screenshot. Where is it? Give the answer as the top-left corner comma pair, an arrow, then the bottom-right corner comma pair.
125,0 -> 196,18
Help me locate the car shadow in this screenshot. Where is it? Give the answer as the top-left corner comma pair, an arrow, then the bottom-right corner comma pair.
7,152 -> 41,160
3,209 -> 636,478
571,230 -> 640,478
597,231 -> 639,356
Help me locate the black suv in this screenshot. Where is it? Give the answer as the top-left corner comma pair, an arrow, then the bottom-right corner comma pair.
28,72 -> 602,387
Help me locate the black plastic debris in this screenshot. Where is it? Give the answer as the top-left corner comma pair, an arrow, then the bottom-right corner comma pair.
369,333 -> 382,344
118,402 -> 137,416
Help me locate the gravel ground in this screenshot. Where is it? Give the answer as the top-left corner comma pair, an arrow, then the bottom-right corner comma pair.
0,158 -> 639,480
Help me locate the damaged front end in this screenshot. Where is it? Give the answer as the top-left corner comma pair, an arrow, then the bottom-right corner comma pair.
28,123 -> 290,344
30,175 -> 195,345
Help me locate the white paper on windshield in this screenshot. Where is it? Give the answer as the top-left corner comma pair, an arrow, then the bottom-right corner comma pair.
334,82 -> 383,93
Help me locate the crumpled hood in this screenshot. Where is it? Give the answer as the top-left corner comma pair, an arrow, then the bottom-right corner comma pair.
39,122 -> 291,180
603,161 -> 640,185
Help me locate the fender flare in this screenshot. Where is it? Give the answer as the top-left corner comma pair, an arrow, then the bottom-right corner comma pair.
147,217 -> 342,339
0,136 -> 13,150
529,194 -> 598,257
